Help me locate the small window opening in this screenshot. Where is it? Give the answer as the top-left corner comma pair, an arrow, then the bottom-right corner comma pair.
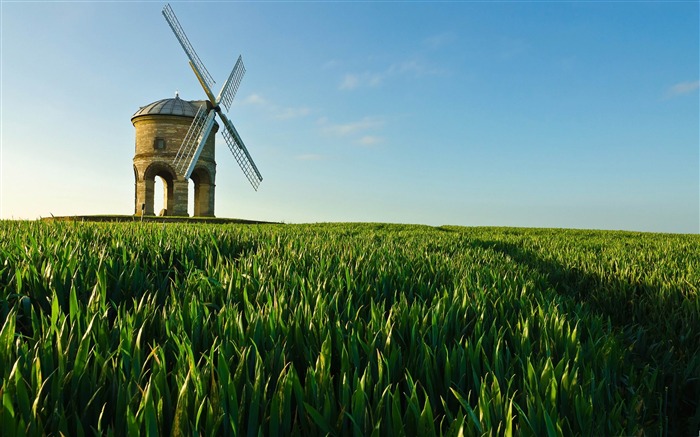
154,138 -> 166,150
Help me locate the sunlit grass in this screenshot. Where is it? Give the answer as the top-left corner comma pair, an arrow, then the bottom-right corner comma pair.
1,221 -> 698,435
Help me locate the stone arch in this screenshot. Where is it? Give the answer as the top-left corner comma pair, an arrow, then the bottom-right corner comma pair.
190,167 -> 215,217
135,162 -> 190,216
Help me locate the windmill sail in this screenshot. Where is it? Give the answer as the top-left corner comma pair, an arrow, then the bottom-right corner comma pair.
220,113 -> 263,190
163,3 -> 263,190
173,106 -> 217,179
162,4 -> 215,93
217,56 -> 245,112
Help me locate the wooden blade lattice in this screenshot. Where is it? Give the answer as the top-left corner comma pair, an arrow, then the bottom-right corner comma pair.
220,113 -> 263,190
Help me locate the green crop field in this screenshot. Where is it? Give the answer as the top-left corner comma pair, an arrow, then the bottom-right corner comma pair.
1,221 -> 698,436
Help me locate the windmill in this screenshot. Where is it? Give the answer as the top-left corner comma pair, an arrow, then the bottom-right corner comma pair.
162,3 -> 262,190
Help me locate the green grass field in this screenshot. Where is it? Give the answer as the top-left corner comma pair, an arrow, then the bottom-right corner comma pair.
1,221 -> 698,435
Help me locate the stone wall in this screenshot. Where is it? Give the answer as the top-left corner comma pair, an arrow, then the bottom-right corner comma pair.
132,113 -> 217,217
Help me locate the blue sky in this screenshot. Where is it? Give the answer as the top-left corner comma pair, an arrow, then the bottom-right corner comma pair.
1,1 -> 698,233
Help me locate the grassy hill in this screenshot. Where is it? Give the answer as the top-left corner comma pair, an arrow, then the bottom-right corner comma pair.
1,221 -> 698,435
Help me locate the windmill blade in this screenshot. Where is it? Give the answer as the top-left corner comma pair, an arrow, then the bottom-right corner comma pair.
216,55 -> 245,112
162,4 -> 216,97
182,111 -> 217,179
173,106 -> 217,179
219,112 -> 263,190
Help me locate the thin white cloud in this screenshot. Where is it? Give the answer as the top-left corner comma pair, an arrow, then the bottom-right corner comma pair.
318,116 -> 384,137
276,107 -> 311,120
243,94 -> 267,105
239,93 -> 310,120
367,73 -> 383,87
339,59 -> 447,90
389,60 -> 445,77
340,74 -> 360,90
357,135 -> 382,146
665,80 -> 700,98
340,72 -> 384,90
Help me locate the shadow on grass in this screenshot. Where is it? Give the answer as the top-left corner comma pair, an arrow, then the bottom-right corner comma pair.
470,239 -> 699,436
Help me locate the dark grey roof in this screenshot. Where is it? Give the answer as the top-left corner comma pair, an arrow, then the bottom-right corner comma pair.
132,96 -> 208,119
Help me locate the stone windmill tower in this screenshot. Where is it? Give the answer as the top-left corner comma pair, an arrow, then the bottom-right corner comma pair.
131,94 -> 217,217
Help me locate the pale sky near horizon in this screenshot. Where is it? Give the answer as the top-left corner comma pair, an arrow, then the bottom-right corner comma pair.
1,1 -> 698,233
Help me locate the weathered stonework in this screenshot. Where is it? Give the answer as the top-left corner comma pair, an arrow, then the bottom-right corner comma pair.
131,97 -> 217,217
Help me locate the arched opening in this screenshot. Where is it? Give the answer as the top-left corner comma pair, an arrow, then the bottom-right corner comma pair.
154,176 -> 168,216
190,167 -> 214,217
188,178 -> 195,217
141,163 -> 177,216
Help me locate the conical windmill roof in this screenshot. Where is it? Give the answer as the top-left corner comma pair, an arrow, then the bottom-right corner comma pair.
131,95 -> 209,120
